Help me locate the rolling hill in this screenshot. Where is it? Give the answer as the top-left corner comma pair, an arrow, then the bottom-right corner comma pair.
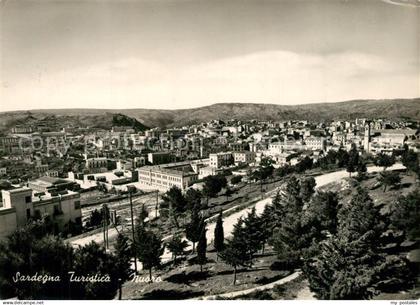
0,98 -> 418,131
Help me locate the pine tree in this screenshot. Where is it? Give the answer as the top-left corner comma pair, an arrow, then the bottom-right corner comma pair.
390,190 -> 420,240
304,186 -> 412,299
166,233 -> 188,265
219,218 -> 252,285
162,186 -> 186,228
185,188 -> 202,212
213,211 -> 225,259
196,221 -> 207,272
272,178 -> 314,264
72,241 -> 121,299
337,187 -> 384,246
243,207 -> 264,263
269,190 -> 286,229
337,148 -> 350,168
374,153 -> 395,171
258,207 -> 272,254
114,234 -> 133,282
303,191 -> 339,234
137,204 -> 149,227
401,148 -> 419,179
346,144 -> 359,177
135,227 -> 165,282
186,207 -> 204,253
377,171 -> 401,192
300,177 -> 316,202
283,176 -> 303,212
303,236 -> 382,300
272,211 -> 308,263
357,161 -> 367,181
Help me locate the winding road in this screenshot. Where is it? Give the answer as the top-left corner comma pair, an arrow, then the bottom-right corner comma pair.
70,163 -> 405,267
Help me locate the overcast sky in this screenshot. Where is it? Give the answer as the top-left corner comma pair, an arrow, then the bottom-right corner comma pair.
0,0 -> 419,111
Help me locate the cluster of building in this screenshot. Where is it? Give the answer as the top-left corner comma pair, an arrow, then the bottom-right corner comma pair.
0,116 -> 418,239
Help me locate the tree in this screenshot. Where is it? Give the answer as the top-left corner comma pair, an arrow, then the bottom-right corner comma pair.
135,227 -> 164,282
336,148 -> 350,168
196,222 -> 207,272
375,153 -> 395,171
401,148 -> 419,179
255,207 -> 271,255
272,177 -> 318,264
161,186 -> 186,228
357,161 -> 367,181
304,236 -> 383,300
282,176 -> 304,214
252,157 -> 274,191
0,222 -> 75,299
378,171 -> 401,192
213,211 -> 225,259
300,177 -> 316,202
230,175 -> 242,185
346,144 -> 359,177
303,191 -> 339,235
337,187 -> 384,247
219,218 -> 252,285
224,186 -> 234,200
242,207 -> 264,263
317,150 -> 338,170
202,174 -> 227,204
185,188 -> 202,211
87,209 -> 102,228
272,212 -> 310,263
295,156 -> 313,173
275,163 -> 294,177
390,190 -> 420,240
186,209 -> 204,253
304,187 -> 412,300
114,234 -> 133,282
166,234 -> 188,265
262,190 -> 285,232
72,241 -> 121,299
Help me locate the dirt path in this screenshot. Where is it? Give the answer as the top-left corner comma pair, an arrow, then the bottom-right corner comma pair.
200,271 -> 302,299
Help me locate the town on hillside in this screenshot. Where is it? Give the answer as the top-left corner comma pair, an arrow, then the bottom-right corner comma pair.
0,116 -> 419,300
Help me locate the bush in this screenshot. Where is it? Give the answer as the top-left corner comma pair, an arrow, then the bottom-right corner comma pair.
231,175 -> 243,185
270,259 -> 299,271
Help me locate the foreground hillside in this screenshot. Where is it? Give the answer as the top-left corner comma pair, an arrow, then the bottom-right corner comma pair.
0,98 -> 418,130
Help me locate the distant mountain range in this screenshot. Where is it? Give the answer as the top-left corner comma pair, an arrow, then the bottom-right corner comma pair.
0,98 -> 419,131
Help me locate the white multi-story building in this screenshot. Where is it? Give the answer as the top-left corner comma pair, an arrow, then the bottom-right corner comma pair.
138,166 -> 198,191
233,151 -> 255,165
332,132 -> 347,146
304,136 -> 326,151
209,152 -> 233,168
0,187 -> 81,240
268,140 -> 304,153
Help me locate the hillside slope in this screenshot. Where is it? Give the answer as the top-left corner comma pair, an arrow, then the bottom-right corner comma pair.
0,98 -> 418,130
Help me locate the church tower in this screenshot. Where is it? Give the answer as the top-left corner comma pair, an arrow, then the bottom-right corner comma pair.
364,123 -> 371,153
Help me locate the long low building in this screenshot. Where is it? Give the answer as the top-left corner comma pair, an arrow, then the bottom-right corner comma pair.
138,165 -> 199,191
0,187 -> 82,240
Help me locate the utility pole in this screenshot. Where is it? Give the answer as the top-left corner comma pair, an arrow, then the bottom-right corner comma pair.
155,190 -> 159,219
106,213 -> 109,249
129,188 -> 138,273
102,203 -> 110,249
102,205 -> 106,248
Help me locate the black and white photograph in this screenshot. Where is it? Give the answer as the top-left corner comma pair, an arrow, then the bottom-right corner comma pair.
0,0 -> 419,302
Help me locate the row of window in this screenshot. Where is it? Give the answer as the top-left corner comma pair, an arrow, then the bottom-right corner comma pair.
141,173 -> 182,182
